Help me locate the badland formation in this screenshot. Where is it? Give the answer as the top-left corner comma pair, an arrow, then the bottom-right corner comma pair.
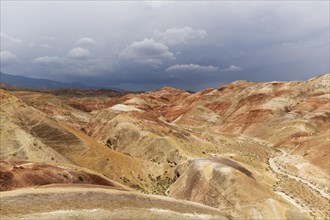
1,74 -> 329,219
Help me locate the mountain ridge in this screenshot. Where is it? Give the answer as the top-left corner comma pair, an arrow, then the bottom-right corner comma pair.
0,72 -> 125,92
0,73 -> 329,219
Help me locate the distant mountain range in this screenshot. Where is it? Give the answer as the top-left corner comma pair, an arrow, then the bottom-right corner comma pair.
0,72 -> 124,91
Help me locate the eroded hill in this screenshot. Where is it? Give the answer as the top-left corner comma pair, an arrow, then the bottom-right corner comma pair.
0,161 -> 229,220
1,74 -> 329,219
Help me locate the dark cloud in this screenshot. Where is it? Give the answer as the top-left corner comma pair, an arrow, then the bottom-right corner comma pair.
0,1 -> 328,91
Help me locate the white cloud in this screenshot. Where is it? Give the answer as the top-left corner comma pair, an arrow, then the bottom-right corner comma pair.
67,47 -> 91,59
0,33 -> 23,43
76,37 -> 96,46
220,65 -> 243,72
0,51 -> 18,65
120,38 -> 175,65
33,56 -> 64,67
159,26 -> 207,45
165,64 -> 219,73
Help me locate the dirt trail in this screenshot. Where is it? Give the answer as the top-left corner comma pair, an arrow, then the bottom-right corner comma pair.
268,149 -> 330,219
269,150 -> 330,200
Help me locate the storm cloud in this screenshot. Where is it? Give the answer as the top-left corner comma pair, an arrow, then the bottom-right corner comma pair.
0,1 -> 329,91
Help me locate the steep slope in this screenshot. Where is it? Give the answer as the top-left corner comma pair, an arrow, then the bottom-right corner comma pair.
168,157 -> 307,219
191,74 -> 329,172
84,74 -> 329,219
0,89 -> 174,194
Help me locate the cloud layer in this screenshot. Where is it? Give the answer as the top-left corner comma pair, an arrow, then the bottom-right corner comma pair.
221,65 -> 243,72
0,1 -> 328,91
33,56 -> 64,66
0,33 -> 23,43
166,64 -> 219,73
0,51 -> 18,65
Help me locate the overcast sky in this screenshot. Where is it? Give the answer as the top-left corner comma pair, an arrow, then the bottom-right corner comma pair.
1,1 -> 329,91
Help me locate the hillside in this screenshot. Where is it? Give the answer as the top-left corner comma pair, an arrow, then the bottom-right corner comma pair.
1,74 -> 329,219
